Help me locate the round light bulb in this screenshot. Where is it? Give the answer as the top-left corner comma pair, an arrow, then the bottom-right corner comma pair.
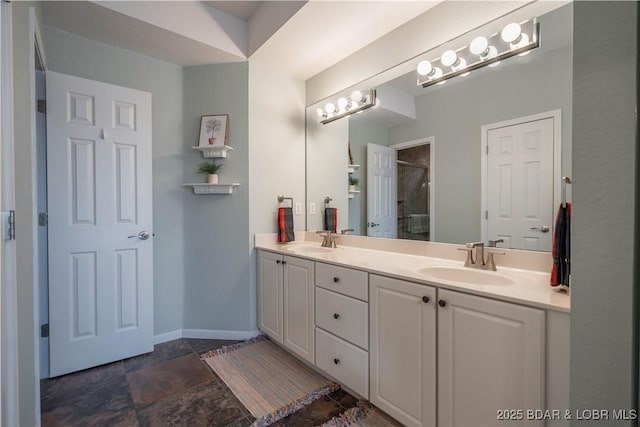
350,90 -> 363,103
325,102 -> 336,114
501,23 -> 522,44
316,108 -> 325,117
417,60 -> 432,76
431,67 -> 443,79
337,97 -> 348,110
441,50 -> 458,67
470,37 -> 489,56
513,32 -> 530,50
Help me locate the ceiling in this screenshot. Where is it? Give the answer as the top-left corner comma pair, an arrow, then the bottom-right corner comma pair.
39,0 -> 443,80
202,1 -> 263,21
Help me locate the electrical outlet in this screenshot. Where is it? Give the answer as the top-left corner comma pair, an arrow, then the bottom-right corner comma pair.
295,202 -> 303,215
309,202 -> 316,215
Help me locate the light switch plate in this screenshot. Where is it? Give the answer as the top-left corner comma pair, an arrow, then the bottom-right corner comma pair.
295,202 -> 302,215
309,202 -> 316,215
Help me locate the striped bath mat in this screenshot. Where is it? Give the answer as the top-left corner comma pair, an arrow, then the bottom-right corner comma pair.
319,401 -> 402,427
202,336 -> 339,427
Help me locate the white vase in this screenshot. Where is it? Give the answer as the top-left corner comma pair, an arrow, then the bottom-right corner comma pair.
207,174 -> 219,184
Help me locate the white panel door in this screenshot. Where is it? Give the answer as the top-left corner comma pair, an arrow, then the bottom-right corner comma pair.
367,143 -> 397,238
487,118 -> 554,250
438,289 -> 545,427
47,72 -> 153,376
283,256 -> 314,363
369,275 -> 436,426
257,251 -> 283,343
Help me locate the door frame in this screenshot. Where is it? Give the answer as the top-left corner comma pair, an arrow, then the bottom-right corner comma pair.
480,110 -> 562,244
390,136 -> 435,241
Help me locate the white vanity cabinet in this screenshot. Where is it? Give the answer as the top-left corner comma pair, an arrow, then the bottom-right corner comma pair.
370,275 -> 546,427
369,274 -> 437,427
314,262 -> 370,398
437,288 -> 545,427
257,251 -> 315,363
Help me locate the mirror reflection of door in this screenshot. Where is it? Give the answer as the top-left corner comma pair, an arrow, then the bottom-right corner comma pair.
483,112 -> 559,251
366,143 -> 396,237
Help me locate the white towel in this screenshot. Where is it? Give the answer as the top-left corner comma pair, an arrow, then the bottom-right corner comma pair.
408,214 -> 429,234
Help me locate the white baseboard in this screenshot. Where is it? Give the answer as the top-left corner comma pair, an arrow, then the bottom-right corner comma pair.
154,329 -> 261,345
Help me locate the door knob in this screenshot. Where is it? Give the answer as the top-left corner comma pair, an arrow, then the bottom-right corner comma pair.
128,231 -> 151,240
438,300 -> 447,308
368,222 -> 380,227
530,226 -> 550,233
422,296 -> 430,303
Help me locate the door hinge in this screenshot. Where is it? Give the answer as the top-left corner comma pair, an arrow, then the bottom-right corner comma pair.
41,324 -> 49,338
39,212 -> 48,226
8,210 -> 15,240
37,99 -> 46,114
485,210 -> 488,220
486,145 -> 489,155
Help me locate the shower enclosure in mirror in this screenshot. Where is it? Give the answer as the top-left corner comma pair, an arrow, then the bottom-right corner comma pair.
306,3 -> 572,252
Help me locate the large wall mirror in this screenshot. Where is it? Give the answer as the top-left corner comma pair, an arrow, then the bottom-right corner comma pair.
306,3 -> 572,252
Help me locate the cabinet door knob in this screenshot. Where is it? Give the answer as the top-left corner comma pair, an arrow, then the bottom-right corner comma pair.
333,313 -> 340,319
333,277 -> 340,283
438,299 -> 447,308
333,358 -> 340,365
276,259 -> 281,264
282,260 -> 287,265
422,296 -> 430,303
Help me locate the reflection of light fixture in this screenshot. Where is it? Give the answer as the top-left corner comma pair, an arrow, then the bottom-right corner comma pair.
416,18 -> 539,89
318,89 -> 377,124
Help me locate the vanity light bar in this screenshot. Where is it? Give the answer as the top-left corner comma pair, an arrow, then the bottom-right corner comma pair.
417,19 -> 540,89
319,89 -> 377,125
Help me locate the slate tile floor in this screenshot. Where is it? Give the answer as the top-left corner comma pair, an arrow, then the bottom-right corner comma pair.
40,338 -> 360,427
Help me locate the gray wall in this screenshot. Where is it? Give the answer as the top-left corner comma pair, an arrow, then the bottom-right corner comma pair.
389,43 -> 572,245
182,63 -> 251,331
571,1 -> 638,419
12,2 -> 44,424
42,26 -> 186,335
348,118 -> 389,235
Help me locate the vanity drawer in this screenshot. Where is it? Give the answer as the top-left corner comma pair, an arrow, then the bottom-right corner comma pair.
316,327 -> 369,398
316,287 -> 368,349
316,262 -> 368,301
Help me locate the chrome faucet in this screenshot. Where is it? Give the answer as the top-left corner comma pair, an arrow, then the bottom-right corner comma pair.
488,238 -> 504,247
459,242 -> 505,271
340,228 -> 354,235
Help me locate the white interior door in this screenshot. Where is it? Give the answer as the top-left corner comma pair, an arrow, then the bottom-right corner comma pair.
367,143 -> 396,238
485,117 -> 555,250
47,71 -> 153,377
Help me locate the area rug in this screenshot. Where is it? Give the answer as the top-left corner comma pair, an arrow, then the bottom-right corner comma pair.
319,401 -> 401,427
202,336 -> 339,427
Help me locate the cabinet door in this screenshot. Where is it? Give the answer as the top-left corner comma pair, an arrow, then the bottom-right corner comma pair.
257,251 -> 283,343
438,289 -> 545,427
283,256 -> 315,363
370,275 -> 436,427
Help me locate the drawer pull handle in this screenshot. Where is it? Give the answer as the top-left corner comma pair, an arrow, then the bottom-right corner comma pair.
282,260 -> 287,265
333,277 -> 340,283
438,299 -> 447,308
333,358 -> 340,365
276,260 -> 281,264
422,296 -> 430,303
333,313 -> 340,319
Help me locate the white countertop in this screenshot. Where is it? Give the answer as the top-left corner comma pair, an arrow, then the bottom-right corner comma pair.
256,235 -> 570,313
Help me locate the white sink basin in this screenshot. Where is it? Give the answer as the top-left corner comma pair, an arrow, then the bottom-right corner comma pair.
418,266 -> 514,286
281,244 -> 335,254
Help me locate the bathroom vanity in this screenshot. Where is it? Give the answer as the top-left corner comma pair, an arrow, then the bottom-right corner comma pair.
255,234 -> 570,427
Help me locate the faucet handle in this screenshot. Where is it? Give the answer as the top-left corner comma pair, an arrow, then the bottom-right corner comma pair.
485,250 -> 505,271
488,238 -> 504,247
458,247 -> 475,267
466,241 -> 484,248
330,234 -> 340,248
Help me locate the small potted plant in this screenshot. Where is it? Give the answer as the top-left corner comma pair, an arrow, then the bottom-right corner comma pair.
205,118 -> 221,145
348,175 -> 359,192
198,161 -> 223,184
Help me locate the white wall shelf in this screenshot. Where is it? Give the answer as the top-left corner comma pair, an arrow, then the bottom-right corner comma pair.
348,164 -> 360,174
183,183 -> 240,194
192,145 -> 234,158
348,189 -> 360,199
